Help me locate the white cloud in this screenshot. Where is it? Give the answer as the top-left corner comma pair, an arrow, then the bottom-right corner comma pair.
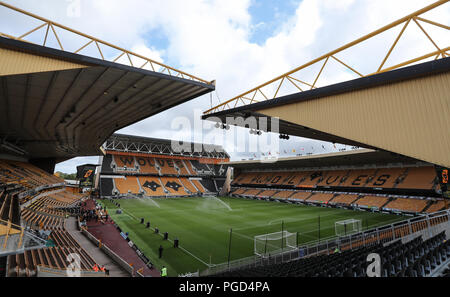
55,156 -> 99,174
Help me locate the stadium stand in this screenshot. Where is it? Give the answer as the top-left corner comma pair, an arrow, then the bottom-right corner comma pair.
198,178 -> 217,192
233,166 -> 438,190
99,134 -> 229,198
191,179 -> 207,193
272,190 -> 295,199
212,232 -> 450,277
6,246 -> 97,277
231,186 -> 446,214
396,167 -> 438,190
385,198 -> 429,213
329,194 -> 359,206
257,190 -> 279,198
114,177 -> 141,195
135,157 -> 159,174
139,177 -> 166,196
231,188 -> 247,196
289,191 -> 312,201
79,199 -> 159,276
0,192 -> 20,226
0,159 -> 107,277
99,178 -> 114,197
316,170 -> 348,187
0,159 -> 63,191
179,178 -> 198,194
354,195 -> 390,209
229,163 -> 447,214
155,158 -> 179,175
190,160 -> 212,174
113,155 -> 136,171
160,177 -> 189,196
244,189 -> 263,197
176,160 -> 191,175
307,193 -> 336,203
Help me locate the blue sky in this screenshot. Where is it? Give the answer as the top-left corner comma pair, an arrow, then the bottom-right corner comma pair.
248,0 -> 301,45
141,0 -> 302,67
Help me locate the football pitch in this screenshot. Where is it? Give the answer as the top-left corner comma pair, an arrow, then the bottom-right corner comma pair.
99,196 -> 407,276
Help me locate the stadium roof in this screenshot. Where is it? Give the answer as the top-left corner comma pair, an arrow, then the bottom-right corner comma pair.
226,149 -> 431,171
203,57 -> 450,167
103,133 -> 230,160
202,57 -> 449,143
0,36 -> 214,162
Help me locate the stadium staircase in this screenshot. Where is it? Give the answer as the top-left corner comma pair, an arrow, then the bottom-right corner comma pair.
421,201 -> 436,213
65,217 -> 128,277
350,195 -> 364,205
79,199 -> 160,276
380,197 -> 395,209
158,177 -> 169,194
325,194 -> 339,204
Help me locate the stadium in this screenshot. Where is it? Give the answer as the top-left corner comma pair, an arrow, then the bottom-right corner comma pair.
0,0 -> 449,283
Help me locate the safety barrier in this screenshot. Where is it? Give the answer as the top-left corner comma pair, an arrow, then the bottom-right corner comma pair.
78,219 -> 134,276
36,264 -> 106,277
200,209 -> 450,276
0,218 -> 24,252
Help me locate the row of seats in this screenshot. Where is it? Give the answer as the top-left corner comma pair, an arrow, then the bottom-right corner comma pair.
100,153 -> 226,197
212,232 -> 449,277
0,159 -> 62,190
111,176 -> 207,197
7,245 -> 96,277
231,187 -> 447,213
6,189 -> 99,276
0,160 -> 101,276
8,230 -> 95,277
0,191 -> 20,226
20,191 -> 83,230
233,166 -> 438,190
109,155 -> 221,176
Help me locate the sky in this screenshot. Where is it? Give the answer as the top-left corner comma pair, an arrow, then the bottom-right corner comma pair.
0,0 -> 448,173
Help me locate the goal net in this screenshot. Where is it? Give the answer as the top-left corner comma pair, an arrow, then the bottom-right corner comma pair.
335,219 -> 362,237
254,231 -> 297,256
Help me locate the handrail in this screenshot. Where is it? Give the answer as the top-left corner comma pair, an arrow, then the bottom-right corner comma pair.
204,0 -> 450,114
0,1 -> 213,85
0,218 -> 25,250
36,264 -> 106,277
78,218 -> 135,275
36,263 -> 97,273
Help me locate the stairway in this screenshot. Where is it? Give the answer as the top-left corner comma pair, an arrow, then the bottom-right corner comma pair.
381,197 -> 395,209
327,194 -> 340,203
393,168 -> 410,189
350,195 -> 363,205
65,217 -> 129,277
421,200 -> 435,213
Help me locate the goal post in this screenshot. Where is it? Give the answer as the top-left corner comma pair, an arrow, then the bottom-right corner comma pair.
254,231 -> 297,256
335,219 -> 362,237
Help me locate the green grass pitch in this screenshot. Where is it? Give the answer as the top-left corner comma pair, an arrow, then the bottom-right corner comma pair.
99,196 -> 406,276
